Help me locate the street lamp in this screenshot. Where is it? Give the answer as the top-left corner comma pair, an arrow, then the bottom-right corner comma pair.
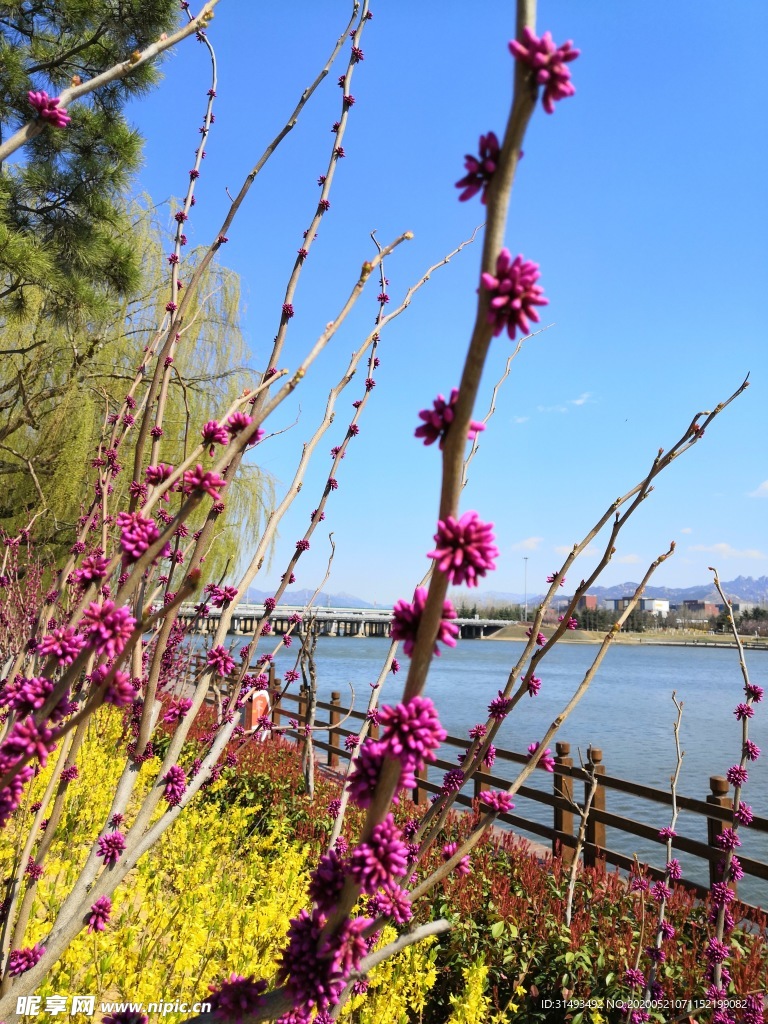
523,556 -> 528,623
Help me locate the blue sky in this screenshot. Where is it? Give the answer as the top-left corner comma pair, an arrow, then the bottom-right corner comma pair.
128,1 -> 767,605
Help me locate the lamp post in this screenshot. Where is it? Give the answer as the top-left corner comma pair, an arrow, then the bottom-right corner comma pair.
524,556 -> 528,623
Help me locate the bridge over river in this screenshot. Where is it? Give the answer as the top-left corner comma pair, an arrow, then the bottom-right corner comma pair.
177,604 -> 509,640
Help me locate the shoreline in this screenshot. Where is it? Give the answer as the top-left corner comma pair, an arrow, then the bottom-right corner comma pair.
483,626 -> 768,650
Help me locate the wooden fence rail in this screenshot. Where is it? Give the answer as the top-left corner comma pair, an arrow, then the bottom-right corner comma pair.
186,654 -> 767,909
262,686 -> 767,908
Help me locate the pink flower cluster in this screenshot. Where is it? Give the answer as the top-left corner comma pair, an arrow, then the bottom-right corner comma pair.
348,814 -> 409,893
72,551 -> 110,584
183,465 -> 226,500
96,830 -> 126,866
82,600 -> 136,660
163,698 -> 193,724
87,896 -> 112,933
8,943 -> 46,975
207,645 -> 236,678
276,908 -> 371,1015
527,741 -> 556,772
442,840 -> 471,875
38,627 -> 86,666
162,765 -> 186,806
455,131 -> 500,204
346,700 -> 445,811
479,790 -> 515,813
207,974 -> 267,1021
28,90 -> 70,127
390,586 -> 458,657
415,388 -> 485,449
428,511 -> 498,587
118,511 -> 160,561
509,29 -> 580,114
481,249 -> 548,340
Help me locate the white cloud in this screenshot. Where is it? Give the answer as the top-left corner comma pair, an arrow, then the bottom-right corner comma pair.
689,543 -> 766,560
680,527 -> 693,534
615,553 -> 640,564
748,480 -> 768,498
511,536 -> 543,552
513,416 -> 529,424
536,404 -> 568,414
533,393 -> 593,416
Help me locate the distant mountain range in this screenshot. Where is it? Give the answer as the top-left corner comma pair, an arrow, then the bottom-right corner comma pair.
245,577 -> 768,609
244,587 -> 376,609
462,576 -> 768,606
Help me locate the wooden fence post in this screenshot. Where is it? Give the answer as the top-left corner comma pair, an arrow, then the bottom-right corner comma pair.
554,741 -> 574,865
584,746 -> 606,867
413,764 -> 428,806
473,767 -> 489,801
707,775 -> 733,890
328,691 -> 341,768
297,689 -> 308,755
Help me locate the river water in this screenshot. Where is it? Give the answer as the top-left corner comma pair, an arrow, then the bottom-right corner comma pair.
234,634 -> 768,907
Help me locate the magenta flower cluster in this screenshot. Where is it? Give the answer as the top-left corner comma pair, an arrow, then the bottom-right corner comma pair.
207,973 -> 267,1021
442,840 -> 471,875
207,645 -> 235,677
163,698 -> 193,724
481,249 -> 548,340
96,831 -> 126,866
487,690 -> 513,720
427,511 -> 498,587
415,388 -> 485,449
162,765 -> 186,806
527,741 -> 555,772
508,29 -> 580,114
378,695 -> 446,775
479,790 -> 514,813
37,627 -> 86,666
8,943 -> 46,975
28,90 -> 70,127
118,511 -> 160,561
183,464 -> 226,500
87,896 -> 112,933
276,908 -> 371,1015
455,131 -> 500,204
82,600 -> 136,660
390,586 -> 459,657
348,814 -> 409,893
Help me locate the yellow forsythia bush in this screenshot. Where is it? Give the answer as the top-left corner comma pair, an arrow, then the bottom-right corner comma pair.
1,710 -> 438,1022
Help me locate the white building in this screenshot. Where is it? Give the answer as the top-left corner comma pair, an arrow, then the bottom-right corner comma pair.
640,598 -> 669,617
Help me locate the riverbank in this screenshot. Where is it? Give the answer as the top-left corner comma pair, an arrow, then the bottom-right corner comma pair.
485,623 -> 768,649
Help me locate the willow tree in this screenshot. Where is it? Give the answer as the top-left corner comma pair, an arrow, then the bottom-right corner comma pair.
0,200 -> 273,579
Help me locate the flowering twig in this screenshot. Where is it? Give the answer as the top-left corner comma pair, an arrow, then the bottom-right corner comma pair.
0,3 -> 222,164
707,567 -> 762,1000
564,755 -> 598,928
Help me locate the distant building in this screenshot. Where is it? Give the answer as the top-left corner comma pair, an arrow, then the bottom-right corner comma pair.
718,601 -> 759,615
576,594 -> 598,611
606,597 -> 668,617
682,600 -> 718,617
640,598 -> 669,616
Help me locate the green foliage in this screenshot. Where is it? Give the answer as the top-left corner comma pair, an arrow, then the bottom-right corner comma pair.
0,0 -> 180,320
0,199 -> 274,578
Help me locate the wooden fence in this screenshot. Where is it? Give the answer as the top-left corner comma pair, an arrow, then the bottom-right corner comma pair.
261,686 -> 768,909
